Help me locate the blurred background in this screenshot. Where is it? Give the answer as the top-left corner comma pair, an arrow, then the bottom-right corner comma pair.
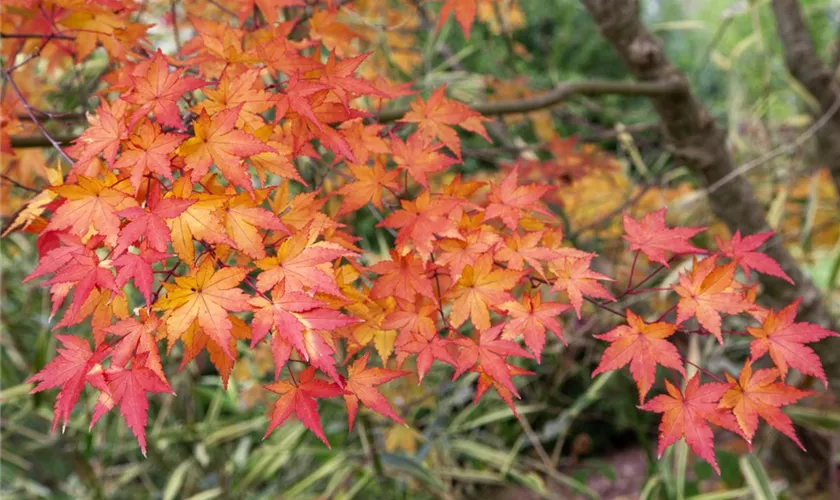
2,0 -> 840,498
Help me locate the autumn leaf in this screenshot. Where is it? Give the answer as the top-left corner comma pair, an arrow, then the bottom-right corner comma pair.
195,69 -> 271,129
343,352 -> 408,430
452,323 -> 532,396
623,209 -> 705,267
115,186 -> 195,255
255,226 -> 355,296
336,161 -> 399,215
179,106 -> 275,191
591,310 -> 684,401
27,335 -> 109,432
674,257 -> 750,342
499,293 -> 569,362
472,363 -> 533,415
90,354 -> 174,456
378,191 -> 462,261
47,176 -> 137,247
370,250 -> 437,304
485,168 -> 551,231
69,100 -> 128,166
223,190 -> 289,259
641,373 -> 736,474
113,120 -> 186,194
124,50 -> 206,129
550,254 -> 614,318
401,85 -> 488,159
747,299 -> 838,387
446,254 -> 522,330
113,245 -> 169,305
390,132 -> 457,188
263,367 -> 344,447
436,0 -> 479,39
153,260 -> 252,359
719,361 -> 812,448
715,230 -> 793,284
164,177 -> 234,267
250,286 -> 357,380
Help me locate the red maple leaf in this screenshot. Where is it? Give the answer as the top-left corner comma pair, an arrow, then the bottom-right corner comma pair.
113,245 -> 169,304
179,106 -> 275,192
378,191 -> 462,261
747,299 -> 838,387
391,132 -> 457,188
472,363 -> 533,415
550,254 -> 614,318
113,120 -> 186,194
436,0 -> 479,39
115,184 -> 195,255
485,168 -> 551,231
370,250 -> 438,304
27,335 -> 109,432
250,286 -> 357,380
641,373 -> 739,474
401,85 -> 488,159
124,50 -> 207,129
623,209 -> 705,266
90,354 -> 174,456
715,230 -> 793,284
452,323 -> 532,396
499,293 -> 569,362
263,367 -> 345,447
592,310 -> 684,402
343,352 -> 408,430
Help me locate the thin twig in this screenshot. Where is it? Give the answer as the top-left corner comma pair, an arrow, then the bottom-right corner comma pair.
0,32 -> 75,40
2,69 -> 74,163
702,96 -> 840,196
0,174 -> 38,192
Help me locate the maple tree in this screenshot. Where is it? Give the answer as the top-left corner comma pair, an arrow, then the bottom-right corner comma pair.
1,0 -> 836,479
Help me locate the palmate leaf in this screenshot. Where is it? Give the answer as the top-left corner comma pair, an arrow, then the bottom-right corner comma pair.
8,0 -> 838,466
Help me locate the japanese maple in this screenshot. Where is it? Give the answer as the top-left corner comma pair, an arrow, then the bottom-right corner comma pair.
2,0 -> 835,477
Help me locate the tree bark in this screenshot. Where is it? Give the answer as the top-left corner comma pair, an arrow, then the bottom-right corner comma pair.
579,0 -> 833,328
771,0 -> 840,193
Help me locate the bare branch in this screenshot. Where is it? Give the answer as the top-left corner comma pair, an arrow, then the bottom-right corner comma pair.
0,32 -> 75,40
376,79 -> 684,122
2,69 -> 75,163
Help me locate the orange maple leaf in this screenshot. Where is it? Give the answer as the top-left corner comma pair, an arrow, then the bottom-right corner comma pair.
747,299 -> 838,386
178,106 -> 275,192
343,352 -> 408,430
674,257 -> 750,343
592,310 -> 684,401
47,176 -> 137,246
153,260 -> 252,359
499,293 -> 569,362
446,254 -> 522,330
401,85 -> 488,158
719,361 -> 812,448
641,373 -> 740,474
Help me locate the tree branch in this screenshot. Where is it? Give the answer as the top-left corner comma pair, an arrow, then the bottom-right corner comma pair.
376,79 -> 683,122
2,70 -> 75,162
0,32 -> 75,40
770,0 -> 840,194
9,79 -> 677,147
580,0 -> 833,329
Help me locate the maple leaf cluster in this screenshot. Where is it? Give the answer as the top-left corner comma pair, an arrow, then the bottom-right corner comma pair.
4,0 -> 836,471
591,210 -> 837,473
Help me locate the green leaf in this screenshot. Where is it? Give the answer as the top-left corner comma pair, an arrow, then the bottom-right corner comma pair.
739,454 -> 778,500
